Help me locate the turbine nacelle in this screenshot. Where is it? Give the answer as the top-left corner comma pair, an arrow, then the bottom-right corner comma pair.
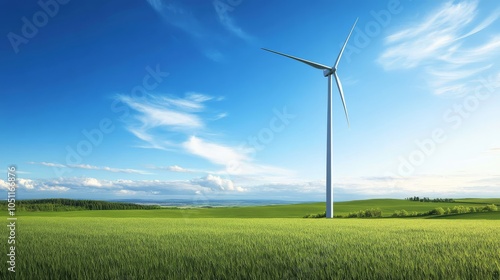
323,68 -> 335,77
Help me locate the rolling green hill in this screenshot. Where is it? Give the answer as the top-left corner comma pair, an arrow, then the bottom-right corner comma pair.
9,198 -> 498,218
454,198 -> 500,205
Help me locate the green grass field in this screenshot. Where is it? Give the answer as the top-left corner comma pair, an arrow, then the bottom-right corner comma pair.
428,211 -> 500,220
2,199 -> 499,279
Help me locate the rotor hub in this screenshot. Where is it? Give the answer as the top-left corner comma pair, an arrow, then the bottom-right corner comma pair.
323,68 -> 334,77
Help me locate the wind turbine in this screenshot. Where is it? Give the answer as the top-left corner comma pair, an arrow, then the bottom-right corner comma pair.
262,18 -> 358,218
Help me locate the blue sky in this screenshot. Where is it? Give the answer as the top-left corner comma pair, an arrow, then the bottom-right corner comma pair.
1,0 -> 499,201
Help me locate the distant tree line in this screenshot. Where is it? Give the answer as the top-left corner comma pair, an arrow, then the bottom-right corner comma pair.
0,199 -> 161,212
405,197 -> 455,202
392,204 -> 498,217
303,212 -> 327,218
304,204 -> 498,219
304,208 -> 383,218
345,208 -> 383,218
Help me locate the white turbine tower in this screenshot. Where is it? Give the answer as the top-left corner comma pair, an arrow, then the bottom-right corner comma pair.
262,18 -> 358,218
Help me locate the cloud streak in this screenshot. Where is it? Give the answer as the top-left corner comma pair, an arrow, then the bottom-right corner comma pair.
165,165 -> 192,172
150,165 -> 198,173
213,1 -> 252,42
29,162 -> 150,175
28,161 -> 65,168
379,0 -> 500,96
191,174 -> 245,192
120,94 -> 205,130
183,136 -> 250,166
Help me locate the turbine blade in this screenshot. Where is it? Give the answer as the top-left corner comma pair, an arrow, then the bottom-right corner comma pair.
333,71 -> 350,127
262,48 -> 330,70
334,18 -> 358,70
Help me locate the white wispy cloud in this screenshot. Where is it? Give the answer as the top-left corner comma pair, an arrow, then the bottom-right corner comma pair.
39,186 -> 70,192
244,181 -> 325,195
68,164 -> 151,175
28,161 -> 66,168
82,177 -> 105,187
117,93 -> 225,151
116,189 -> 139,196
181,136 -> 293,180
0,178 -> 66,192
191,174 -> 245,192
166,165 -> 191,172
382,1 -> 477,68
183,136 -> 250,166
150,165 -> 198,173
0,180 -> 9,190
458,8 -> 500,39
127,127 -> 175,151
119,94 -> 204,130
18,178 -> 35,189
211,112 -> 228,121
379,0 -> 500,96
29,162 -> 150,175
